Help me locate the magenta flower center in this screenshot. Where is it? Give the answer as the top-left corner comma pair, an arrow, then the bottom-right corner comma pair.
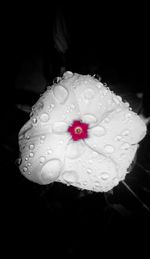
67,120 -> 89,141
75,126 -> 83,134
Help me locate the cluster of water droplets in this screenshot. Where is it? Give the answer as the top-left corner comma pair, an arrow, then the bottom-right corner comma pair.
18,72 -> 147,192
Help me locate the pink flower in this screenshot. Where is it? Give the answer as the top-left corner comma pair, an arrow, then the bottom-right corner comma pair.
67,120 -> 89,141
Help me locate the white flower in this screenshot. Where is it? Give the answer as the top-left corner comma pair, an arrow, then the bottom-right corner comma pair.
18,71 -> 147,192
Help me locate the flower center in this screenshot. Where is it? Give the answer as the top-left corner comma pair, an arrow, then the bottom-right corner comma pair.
75,126 -> 82,134
67,120 -> 89,141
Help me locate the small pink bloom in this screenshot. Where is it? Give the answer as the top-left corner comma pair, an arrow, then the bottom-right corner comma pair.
67,120 -> 89,141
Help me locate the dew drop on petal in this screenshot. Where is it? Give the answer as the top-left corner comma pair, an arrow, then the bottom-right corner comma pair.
40,159 -> 62,183
16,158 -> 22,166
29,144 -> 34,150
113,96 -> 121,104
121,142 -> 130,150
82,180 -> 88,186
63,71 -> 73,78
19,135 -> 23,141
32,117 -> 37,124
40,135 -> 46,141
47,148 -> 52,155
82,114 -> 97,124
29,152 -> 34,157
25,134 -> 30,140
96,82 -> 103,89
101,172 -> 109,180
91,126 -> 106,137
23,166 -> 28,172
62,170 -> 78,183
87,168 -> 92,174
40,113 -> 49,122
53,85 -> 68,104
115,135 -> 122,141
94,181 -> 100,188
125,113 -> 132,119
122,130 -> 130,136
89,159 -> 93,164
104,145 -> 114,153
40,156 -> 46,164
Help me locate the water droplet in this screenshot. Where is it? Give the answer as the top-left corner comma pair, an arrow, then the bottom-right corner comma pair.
91,126 -> 106,137
73,84 -> 76,89
41,159 -> 62,183
23,166 -> 28,172
47,148 -> 52,154
31,102 -> 44,116
82,114 -> 97,124
125,113 -> 132,119
94,181 -> 100,188
93,144 -> 97,148
28,171 -> 31,175
25,157 -> 28,161
103,89 -> 108,96
16,158 -> 22,166
96,82 -> 102,89
62,170 -> 78,183
124,102 -> 129,107
27,163 -> 31,167
104,145 -> 114,153
53,76 -> 61,84
82,181 -> 88,186
87,168 -> 92,174
40,156 -> 46,164
101,172 -> 109,180
113,96 -> 120,104
25,134 -> 30,140
122,130 -> 129,136
19,135 -> 23,140
117,96 -> 122,102
115,135 -> 122,141
40,135 -> 45,140
32,117 -> 37,124
40,113 -> 49,122
83,88 -> 95,100
29,152 -> 34,157
40,135 -> 46,144
63,71 -> 73,78
29,144 -> 34,150
48,103 -> 55,112
121,143 -> 130,150
53,84 -> 68,104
